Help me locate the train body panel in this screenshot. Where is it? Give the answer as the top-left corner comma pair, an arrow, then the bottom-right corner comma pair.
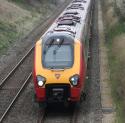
33,0 -> 93,104
35,40 -> 81,84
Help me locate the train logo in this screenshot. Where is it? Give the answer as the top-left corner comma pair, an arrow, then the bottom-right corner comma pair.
55,74 -> 61,79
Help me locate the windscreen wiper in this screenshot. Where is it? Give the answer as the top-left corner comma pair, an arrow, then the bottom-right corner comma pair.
53,39 -> 64,55
43,39 -> 54,54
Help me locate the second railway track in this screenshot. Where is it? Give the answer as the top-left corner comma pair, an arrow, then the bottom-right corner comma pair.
0,73 -> 32,123
0,49 -> 33,121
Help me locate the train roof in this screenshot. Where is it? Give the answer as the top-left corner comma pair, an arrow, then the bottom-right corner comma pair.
42,33 -> 74,45
41,0 -> 91,42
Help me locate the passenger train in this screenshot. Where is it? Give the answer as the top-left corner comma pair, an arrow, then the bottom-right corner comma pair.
33,0 -> 93,106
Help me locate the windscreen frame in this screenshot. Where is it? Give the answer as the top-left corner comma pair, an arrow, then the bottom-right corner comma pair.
42,34 -> 74,69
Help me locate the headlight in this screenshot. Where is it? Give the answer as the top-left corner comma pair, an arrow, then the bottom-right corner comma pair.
37,75 -> 46,87
70,74 -> 79,86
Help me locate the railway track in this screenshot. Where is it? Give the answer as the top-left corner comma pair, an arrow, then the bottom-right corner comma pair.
37,104 -> 80,123
70,105 -> 79,123
0,48 -> 33,88
0,51 -> 33,122
0,73 -> 32,123
0,1 -> 71,123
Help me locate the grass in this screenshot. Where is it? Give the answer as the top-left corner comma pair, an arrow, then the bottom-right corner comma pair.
106,23 -> 125,43
0,21 -> 19,54
0,0 -> 57,55
106,22 -> 125,123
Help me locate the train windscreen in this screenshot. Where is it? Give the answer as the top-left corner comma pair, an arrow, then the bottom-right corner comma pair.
42,44 -> 73,69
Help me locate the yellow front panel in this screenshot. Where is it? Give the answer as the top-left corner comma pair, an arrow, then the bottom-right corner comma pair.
35,39 -> 81,85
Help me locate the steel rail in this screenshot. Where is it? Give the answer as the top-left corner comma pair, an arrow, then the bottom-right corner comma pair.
70,105 -> 79,123
37,108 -> 46,123
0,73 -> 32,123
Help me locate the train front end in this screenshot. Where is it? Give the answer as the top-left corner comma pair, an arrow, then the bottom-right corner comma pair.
33,34 -> 86,103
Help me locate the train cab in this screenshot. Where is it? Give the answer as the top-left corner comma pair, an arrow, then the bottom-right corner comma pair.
33,33 -> 86,103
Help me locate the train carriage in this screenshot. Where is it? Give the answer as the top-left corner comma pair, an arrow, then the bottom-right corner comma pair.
33,0 -> 93,105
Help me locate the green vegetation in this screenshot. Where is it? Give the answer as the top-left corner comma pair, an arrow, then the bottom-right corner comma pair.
0,21 -> 19,54
106,23 -> 125,42
106,21 -> 125,123
0,0 -> 57,55
101,0 -> 125,122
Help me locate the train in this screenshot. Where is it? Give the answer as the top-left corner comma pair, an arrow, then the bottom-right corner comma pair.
33,0 -> 93,106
